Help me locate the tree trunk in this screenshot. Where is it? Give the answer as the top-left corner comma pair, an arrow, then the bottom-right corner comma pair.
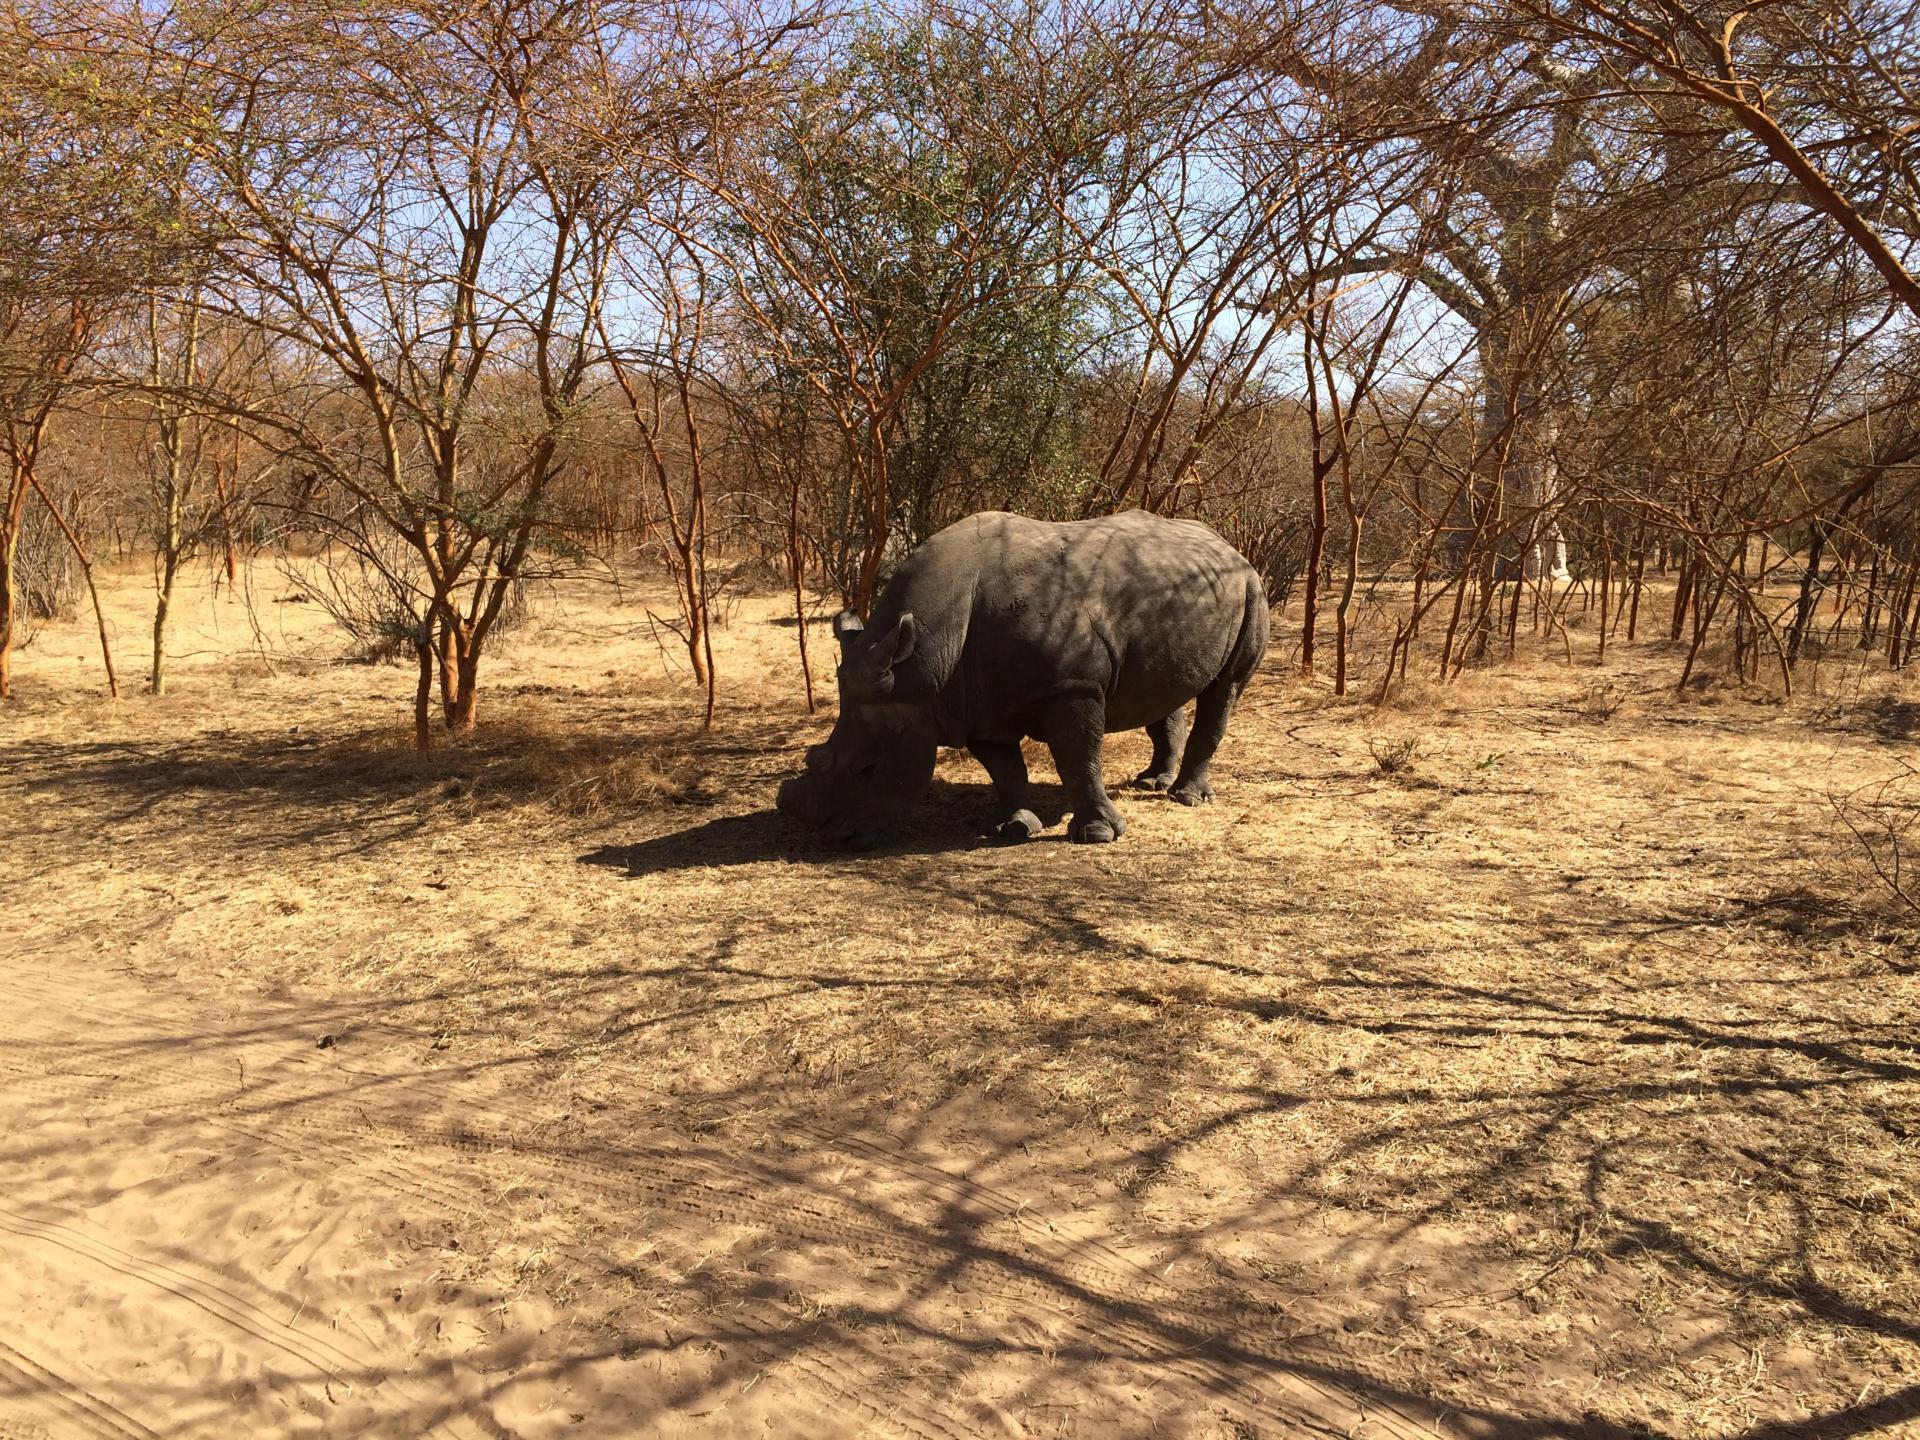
0,537 -> 16,701
1334,434 -> 1362,696
1625,527 -> 1648,642
437,606 -> 459,726
1456,314 -> 1569,585
1598,542 -> 1612,664
789,477 -> 815,713
0,467 -> 25,700
1334,513 -> 1360,696
1788,523 -> 1828,665
450,647 -> 479,731
1493,396 -> 1568,584
1300,329 -> 1329,676
27,473 -> 118,698
149,292 -> 200,695
213,447 -> 239,586
1860,554 -> 1882,648
436,611 -> 481,733
1301,456 -> 1329,677
413,640 -> 435,752
677,540 -> 708,687
1670,555 -> 1695,643
151,462 -> 183,694
1445,335 -> 1517,579
151,548 -> 178,695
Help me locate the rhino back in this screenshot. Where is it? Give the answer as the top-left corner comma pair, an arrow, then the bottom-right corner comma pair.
876,511 -> 1263,742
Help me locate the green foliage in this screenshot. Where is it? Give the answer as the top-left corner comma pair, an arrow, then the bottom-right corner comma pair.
731,6 -> 1116,592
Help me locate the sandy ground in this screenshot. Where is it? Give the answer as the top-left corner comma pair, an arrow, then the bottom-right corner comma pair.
3,558 -> 1918,1439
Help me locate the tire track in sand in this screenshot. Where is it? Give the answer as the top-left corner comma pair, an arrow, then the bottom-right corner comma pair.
0,1336 -> 161,1440
2,956 -> 1446,1439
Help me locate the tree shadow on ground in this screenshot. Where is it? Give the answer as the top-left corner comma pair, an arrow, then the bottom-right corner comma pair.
12,938 -> 1918,1440
0,703 -> 806,864
1814,695 -> 1920,743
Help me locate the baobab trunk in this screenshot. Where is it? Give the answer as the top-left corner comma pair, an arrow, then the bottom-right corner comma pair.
1510,416 -> 1569,585
1452,322 -> 1570,585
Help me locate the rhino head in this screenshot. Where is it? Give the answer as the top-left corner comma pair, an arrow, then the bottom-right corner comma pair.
775,609 -> 936,848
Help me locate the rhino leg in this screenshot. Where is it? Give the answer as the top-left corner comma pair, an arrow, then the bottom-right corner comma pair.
972,739 -> 1042,842
1134,707 -> 1189,790
1169,674 -> 1245,807
1045,698 -> 1127,844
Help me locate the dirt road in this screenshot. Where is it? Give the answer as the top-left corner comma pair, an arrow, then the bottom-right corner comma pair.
1,947 -> 1448,1439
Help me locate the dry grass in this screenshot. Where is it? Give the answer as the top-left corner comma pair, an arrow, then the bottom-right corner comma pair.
5,556 -> 1920,1438
1829,761 -> 1920,941
308,716 -> 718,820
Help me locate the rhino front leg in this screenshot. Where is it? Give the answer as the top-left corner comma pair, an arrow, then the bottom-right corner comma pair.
1169,674 -> 1245,807
1045,697 -> 1127,844
971,739 -> 1042,842
1134,707 -> 1189,790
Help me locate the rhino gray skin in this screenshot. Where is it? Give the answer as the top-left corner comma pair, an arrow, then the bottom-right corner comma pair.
776,510 -> 1268,847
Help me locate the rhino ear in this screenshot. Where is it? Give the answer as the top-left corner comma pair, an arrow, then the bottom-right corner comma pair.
833,610 -> 864,648
870,612 -> 916,670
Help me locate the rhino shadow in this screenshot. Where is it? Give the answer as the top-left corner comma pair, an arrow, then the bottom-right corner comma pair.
580,780 -> 1072,878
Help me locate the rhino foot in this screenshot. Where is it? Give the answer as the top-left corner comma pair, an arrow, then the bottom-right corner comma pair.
996,809 -> 1043,843
1169,779 -> 1214,807
1132,768 -> 1176,791
1069,811 -> 1126,844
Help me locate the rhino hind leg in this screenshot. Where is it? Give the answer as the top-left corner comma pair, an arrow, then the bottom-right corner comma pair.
971,738 -> 1042,842
1045,697 -> 1127,844
1169,674 -> 1246,807
1133,707 -> 1189,790
1171,585 -> 1265,807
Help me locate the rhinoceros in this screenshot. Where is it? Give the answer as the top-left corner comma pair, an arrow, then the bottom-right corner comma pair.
776,510 -> 1268,847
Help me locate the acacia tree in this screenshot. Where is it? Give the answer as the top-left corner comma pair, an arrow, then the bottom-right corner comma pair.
137,292 -> 275,692
699,0 -> 1152,612
126,0 -> 688,745
0,0 -> 158,697
601,198 -> 725,720
1505,0 -> 1920,320
1431,0 -> 1920,685
1553,169 -> 1916,686
0,296 -> 100,697
1226,0 -> 1624,585
1069,110 -> 1312,519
